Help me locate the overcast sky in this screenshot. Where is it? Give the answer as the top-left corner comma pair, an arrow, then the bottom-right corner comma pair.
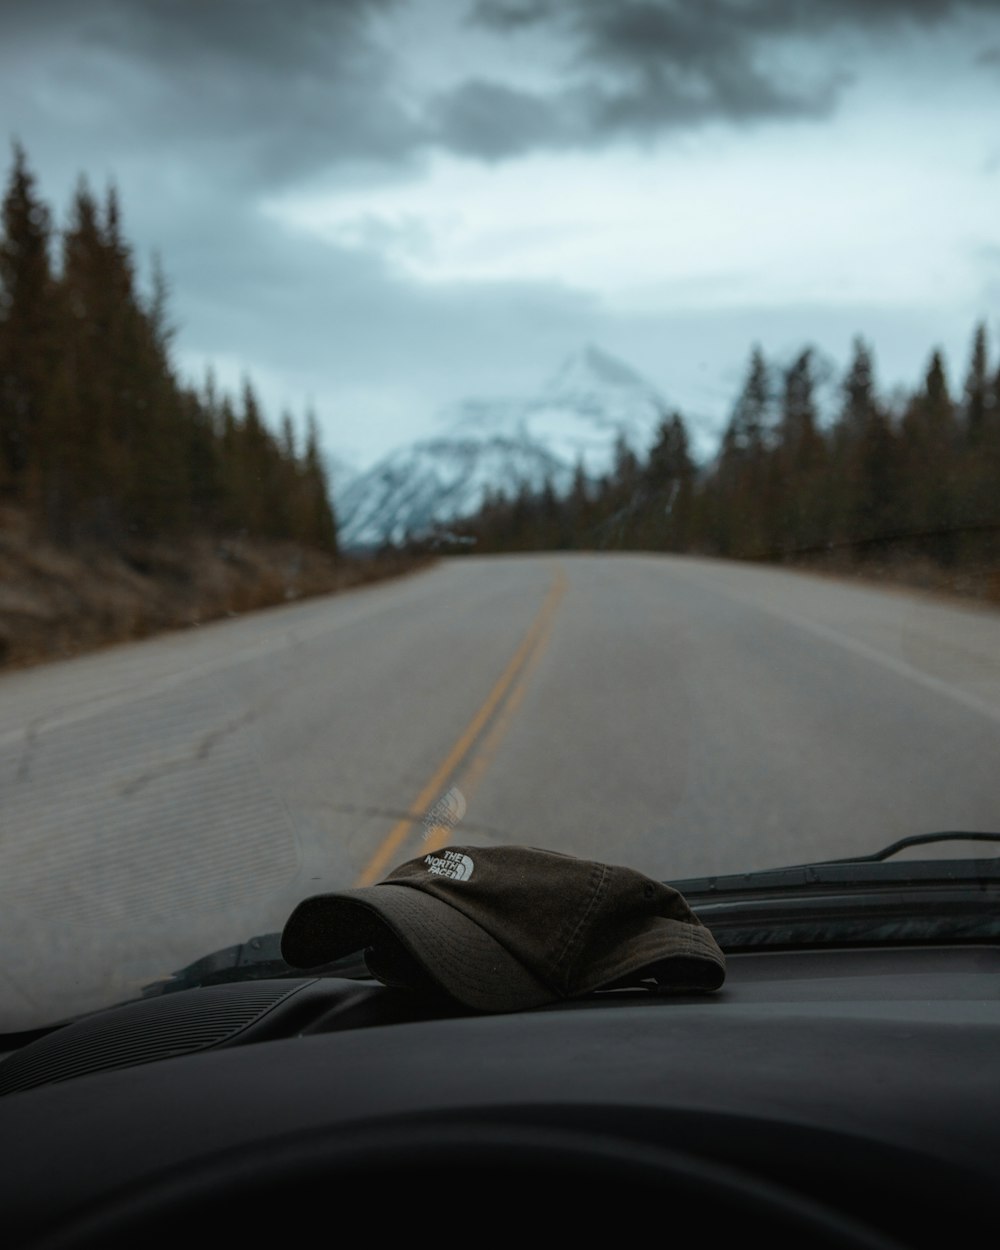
3,0 -> 1000,470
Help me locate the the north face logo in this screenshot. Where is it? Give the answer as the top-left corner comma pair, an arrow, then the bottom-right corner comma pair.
424,850 -> 474,881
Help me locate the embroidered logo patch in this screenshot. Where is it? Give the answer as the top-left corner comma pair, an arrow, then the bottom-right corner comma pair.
424,850 -> 474,881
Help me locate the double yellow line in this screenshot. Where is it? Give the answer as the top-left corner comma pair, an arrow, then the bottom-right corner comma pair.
355,566 -> 568,886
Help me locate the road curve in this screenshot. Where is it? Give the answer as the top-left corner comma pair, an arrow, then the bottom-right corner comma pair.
1,553 -> 998,1027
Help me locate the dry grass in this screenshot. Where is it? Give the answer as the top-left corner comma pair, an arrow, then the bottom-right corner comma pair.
0,507 -> 435,671
5,505 -> 997,674
778,547 -> 1000,608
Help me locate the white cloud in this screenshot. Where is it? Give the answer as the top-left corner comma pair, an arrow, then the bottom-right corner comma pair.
264,91 -> 998,315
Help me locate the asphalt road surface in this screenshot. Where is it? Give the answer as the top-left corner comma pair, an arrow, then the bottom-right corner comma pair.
2,553 -> 999,1027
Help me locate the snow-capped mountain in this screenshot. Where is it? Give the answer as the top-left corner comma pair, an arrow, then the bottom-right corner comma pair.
336,346 -> 669,550
527,344 -> 668,462
335,436 -> 573,550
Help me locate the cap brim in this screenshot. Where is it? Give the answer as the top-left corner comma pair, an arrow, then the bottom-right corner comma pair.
281,882 -> 554,1013
578,914 -> 726,994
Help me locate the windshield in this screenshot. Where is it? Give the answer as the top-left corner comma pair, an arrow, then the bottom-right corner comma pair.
2,0 -> 999,1032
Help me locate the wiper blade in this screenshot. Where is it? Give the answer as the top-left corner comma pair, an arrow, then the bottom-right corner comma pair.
691,878 -> 1000,952
807,831 -> 1000,865
671,835 -> 1000,953
142,933 -> 371,998
674,835 -> 1000,899
144,835 -> 1000,992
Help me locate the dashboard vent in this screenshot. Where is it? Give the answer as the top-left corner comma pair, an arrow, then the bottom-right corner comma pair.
0,980 -> 313,1096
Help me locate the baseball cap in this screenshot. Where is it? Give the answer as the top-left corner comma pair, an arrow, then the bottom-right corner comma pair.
281,845 -> 726,1013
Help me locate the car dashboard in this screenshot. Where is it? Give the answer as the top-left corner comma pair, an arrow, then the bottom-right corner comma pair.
0,942 -> 997,1248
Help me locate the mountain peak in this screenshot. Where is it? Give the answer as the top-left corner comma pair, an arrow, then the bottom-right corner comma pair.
544,344 -> 659,400
336,345 -> 670,549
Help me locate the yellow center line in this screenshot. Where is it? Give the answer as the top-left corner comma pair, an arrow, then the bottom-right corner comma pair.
423,581 -> 562,852
355,566 -> 568,885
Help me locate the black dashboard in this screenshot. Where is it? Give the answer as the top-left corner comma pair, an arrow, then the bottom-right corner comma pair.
1,943 -> 998,1248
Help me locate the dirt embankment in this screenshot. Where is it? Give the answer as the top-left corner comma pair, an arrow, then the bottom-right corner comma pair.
776,547 -> 1000,608
0,508 -> 435,671
5,507 -> 997,674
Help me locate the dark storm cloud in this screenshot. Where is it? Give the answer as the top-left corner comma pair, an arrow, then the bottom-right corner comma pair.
3,0 -> 995,467
428,79 -> 580,159
3,0 -> 421,188
445,0 -> 1000,157
8,0 -> 998,173
473,0 -> 1000,36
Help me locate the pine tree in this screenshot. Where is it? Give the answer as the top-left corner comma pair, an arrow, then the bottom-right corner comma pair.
962,322 -> 989,448
725,345 -> 771,459
301,410 -> 338,553
954,323 -> 998,553
594,433 -> 641,548
217,394 -> 242,532
531,475 -> 557,549
227,379 -> 291,538
776,349 -> 827,550
832,337 -> 895,549
123,227 -> 193,538
0,142 -> 57,505
51,178 -> 113,537
566,457 -> 592,548
0,141 -> 345,562
642,412 -> 694,551
840,337 -> 878,439
180,386 -> 222,530
899,350 -> 958,560
716,345 -> 774,555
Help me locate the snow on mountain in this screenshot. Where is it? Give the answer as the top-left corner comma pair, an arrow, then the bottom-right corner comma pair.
336,345 -> 669,550
520,344 -> 667,476
335,436 -> 572,549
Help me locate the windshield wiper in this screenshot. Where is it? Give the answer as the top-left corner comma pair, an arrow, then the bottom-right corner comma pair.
673,833 -> 1000,952
144,834 -> 1000,992
806,831 -> 1000,865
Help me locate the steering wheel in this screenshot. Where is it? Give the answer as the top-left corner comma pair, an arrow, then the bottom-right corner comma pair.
31,1119 -> 903,1249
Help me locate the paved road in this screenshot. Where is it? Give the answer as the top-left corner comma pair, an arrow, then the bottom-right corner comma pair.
2,553 -> 999,1027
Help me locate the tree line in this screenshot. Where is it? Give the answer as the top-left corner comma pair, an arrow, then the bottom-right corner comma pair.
0,143 -> 337,552
5,140 -> 996,576
451,329 -> 1000,570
